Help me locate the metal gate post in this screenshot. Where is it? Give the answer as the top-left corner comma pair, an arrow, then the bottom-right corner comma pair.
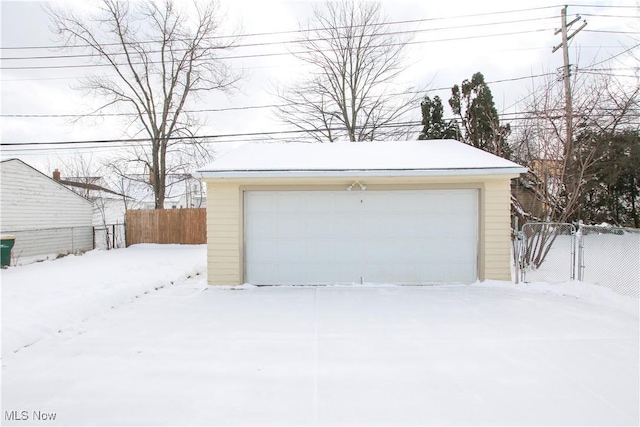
569,224 -> 576,281
577,223 -> 585,281
513,217 -> 520,284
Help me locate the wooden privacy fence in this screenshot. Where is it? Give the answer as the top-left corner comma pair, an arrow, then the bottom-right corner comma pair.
125,208 -> 206,246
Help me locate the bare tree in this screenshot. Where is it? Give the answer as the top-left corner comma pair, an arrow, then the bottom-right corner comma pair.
513,66 -> 639,268
103,157 -> 142,213
275,0 -> 420,142
48,0 -> 240,208
515,69 -> 639,225
47,153 -> 120,248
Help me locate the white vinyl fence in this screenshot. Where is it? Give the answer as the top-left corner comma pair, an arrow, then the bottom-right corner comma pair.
515,222 -> 640,298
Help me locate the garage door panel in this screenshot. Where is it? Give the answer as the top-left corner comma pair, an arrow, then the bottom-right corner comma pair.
246,240 -> 277,262
365,192 -> 406,213
276,192 -> 307,212
449,193 -> 477,212
333,214 -> 362,238
305,214 -> 334,238
246,192 -> 276,212
276,263 -> 311,284
306,193 -> 335,212
363,239 -> 406,263
333,193 -> 362,212
449,216 -> 478,237
444,238 -> 477,260
244,190 -> 478,284
416,220 -> 451,238
447,263 -> 477,282
363,213 -> 417,238
276,214 -> 307,238
247,262 -> 280,283
364,263 -> 419,284
246,212 -> 278,238
276,239 -> 307,262
306,239 -> 338,262
335,238 -> 366,263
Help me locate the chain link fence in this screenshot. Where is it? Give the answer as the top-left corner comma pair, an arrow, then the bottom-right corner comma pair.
515,222 -> 639,298
578,225 -> 640,298
1,226 -> 94,265
93,223 -> 126,250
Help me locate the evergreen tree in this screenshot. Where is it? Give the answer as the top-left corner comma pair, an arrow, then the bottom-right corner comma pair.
575,130 -> 640,227
418,95 -> 460,140
449,72 -> 511,159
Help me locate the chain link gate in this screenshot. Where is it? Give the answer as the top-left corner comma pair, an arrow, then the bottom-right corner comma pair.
514,222 -> 639,298
518,223 -> 576,283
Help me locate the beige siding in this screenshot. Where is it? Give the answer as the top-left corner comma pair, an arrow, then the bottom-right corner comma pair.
203,174 -> 517,285
483,179 -> 513,281
206,183 -> 242,285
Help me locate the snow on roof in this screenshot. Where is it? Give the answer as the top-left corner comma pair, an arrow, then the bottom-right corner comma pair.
196,139 -> 527,179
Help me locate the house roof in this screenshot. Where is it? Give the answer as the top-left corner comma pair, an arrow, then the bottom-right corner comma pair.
59,179 -> 125,197
195,140 -> 527,179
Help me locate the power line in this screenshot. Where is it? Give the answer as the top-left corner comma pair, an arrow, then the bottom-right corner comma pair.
581,13 -> 640,18
584,30 -> 640,35
566,4 -> 640,9
0,72 -> 557,119
5,105 -> 636,150
0,5 -> 562,52
0,16 -> 558,62
588,43 -> 640,68
0,28 -> 554,71
1,45 -> 623,83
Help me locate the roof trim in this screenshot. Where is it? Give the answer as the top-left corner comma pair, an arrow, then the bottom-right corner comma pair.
195,166 -> 527,179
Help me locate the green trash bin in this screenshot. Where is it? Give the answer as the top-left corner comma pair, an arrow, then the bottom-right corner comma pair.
1,235 -> 16,267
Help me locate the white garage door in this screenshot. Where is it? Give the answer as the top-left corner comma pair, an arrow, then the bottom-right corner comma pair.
244,190 -> 478,285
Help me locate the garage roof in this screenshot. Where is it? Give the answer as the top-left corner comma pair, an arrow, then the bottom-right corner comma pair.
196,139 -> 527,178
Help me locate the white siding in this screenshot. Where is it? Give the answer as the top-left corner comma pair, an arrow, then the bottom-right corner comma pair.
1,159 -> 94,261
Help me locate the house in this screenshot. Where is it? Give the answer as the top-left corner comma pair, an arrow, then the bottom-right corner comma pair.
0,159 -> 94,263
120,173 -> 205,210
52,169 -> 130,226
195,139 -> 527,286
511,158 -> 565,224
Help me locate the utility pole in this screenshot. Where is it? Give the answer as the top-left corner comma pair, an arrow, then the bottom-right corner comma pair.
552,6 -> 587,162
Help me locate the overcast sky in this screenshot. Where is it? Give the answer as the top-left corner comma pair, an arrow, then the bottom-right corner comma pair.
0,0 -> 638,173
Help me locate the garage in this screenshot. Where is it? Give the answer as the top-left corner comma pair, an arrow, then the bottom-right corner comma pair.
244,189 -> 478,284
196,139 -> 526,286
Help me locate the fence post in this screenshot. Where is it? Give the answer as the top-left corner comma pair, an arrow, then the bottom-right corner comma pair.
577,222 -> 584,281
513,217 -> 519,284
569,224 -> 576,281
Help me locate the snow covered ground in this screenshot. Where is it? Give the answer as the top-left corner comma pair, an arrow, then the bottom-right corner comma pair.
1,245 -> 638,426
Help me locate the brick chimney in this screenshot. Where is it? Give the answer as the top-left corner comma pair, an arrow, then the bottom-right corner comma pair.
53,169 -> 61,181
